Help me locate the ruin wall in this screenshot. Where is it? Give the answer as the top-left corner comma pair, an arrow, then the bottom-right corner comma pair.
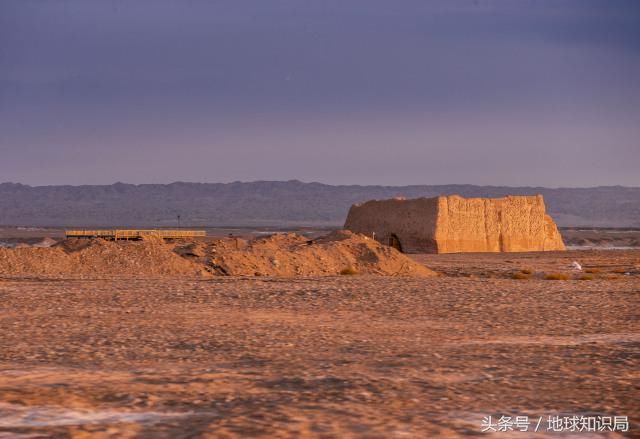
344,195 -> 565,253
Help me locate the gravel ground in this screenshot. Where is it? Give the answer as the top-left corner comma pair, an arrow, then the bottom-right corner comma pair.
0,253 -> 639,438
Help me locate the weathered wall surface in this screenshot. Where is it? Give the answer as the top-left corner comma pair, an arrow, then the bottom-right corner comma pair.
435,195 -> 565,253
344,198 -> 439,253
344,195 -> 565,253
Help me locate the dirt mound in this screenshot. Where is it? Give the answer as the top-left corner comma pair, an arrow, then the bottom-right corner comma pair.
0,239 -> 207,278
208,230 -> 436,277
0,231 -> 435,278
32,237 -> 58,248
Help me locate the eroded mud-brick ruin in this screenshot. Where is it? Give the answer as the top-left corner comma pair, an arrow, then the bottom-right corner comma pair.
344,195 -> 566,253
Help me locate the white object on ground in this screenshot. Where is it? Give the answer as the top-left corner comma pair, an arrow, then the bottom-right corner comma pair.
571,261 -> 582,271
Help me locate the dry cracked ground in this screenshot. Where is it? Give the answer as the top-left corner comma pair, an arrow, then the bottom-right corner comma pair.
0,250 -> 639,438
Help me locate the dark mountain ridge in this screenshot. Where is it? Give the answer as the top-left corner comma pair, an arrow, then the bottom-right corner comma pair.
1,181 -> 638,228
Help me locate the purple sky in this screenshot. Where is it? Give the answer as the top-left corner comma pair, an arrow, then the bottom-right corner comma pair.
1,0 -> 639,187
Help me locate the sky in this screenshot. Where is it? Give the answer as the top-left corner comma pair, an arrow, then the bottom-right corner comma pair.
1,0 -> 639,187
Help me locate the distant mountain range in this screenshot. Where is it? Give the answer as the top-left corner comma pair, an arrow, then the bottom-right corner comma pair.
1,181 -> 639,228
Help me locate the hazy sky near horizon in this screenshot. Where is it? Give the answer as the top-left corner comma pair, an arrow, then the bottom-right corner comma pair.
1,0 -> 639,187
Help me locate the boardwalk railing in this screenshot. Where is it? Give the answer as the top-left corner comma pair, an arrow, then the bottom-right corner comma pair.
65,229 -> 207,240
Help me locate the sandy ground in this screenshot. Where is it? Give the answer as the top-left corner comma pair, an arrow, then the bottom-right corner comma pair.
0,251 -> 639,438
413,250 -> 640,279
2,227 -> 640,250
561,229 -> 640,250
0,227 -> 331,246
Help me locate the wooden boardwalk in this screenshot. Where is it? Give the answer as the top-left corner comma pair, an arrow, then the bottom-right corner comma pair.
65,229 -> 206,240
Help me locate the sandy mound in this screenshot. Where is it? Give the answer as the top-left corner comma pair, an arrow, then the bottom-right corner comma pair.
32,237 -> 58,248
0,231 -> 436,278
0,239 -> 207,278
208,230 -> 436,277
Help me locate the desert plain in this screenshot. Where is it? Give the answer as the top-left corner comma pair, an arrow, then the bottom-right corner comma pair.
0,229 -> 639,438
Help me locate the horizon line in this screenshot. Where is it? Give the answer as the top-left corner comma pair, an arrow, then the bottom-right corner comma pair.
1,180 -> 639,190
